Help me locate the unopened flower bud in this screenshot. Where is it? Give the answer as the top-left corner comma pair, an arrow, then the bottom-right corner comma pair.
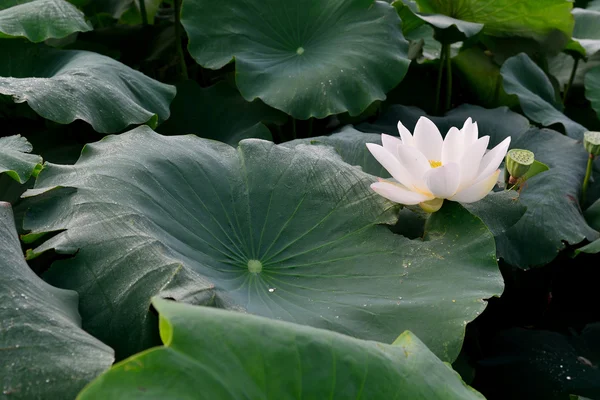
505,149 -> 534,180
584,131 -> 600,156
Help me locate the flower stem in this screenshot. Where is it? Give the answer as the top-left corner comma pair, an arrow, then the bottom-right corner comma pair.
174,0 -> 188,80
444,43 -> 452,112
139,0 -> 148,26
434,43 -> 447,115
582,153 -> 595,203
562,57 -> 579,104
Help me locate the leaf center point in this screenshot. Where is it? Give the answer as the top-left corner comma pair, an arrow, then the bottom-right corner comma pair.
296,47 -> 305,55
247,259 -> 263,274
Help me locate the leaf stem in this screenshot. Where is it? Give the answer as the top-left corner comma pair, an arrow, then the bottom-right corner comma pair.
582,153 -> 594,203
562,57 -> 580,104
434,43 -> 447,115
139,0 -> 148,26
292,118 -> 297,139
174,0 -> 188,80
444,43 -> 452,112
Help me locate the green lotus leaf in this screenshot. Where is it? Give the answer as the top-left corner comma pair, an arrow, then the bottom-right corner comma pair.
180,0 -> 411,119
549,51 -> 600,89
453,47 -> 519,109
78,298 -> 485,400
501,53 -> 587,139
157,80 -> 286,145
566,8 -> 600,59
283,126 -> 388,177
414,0 -> 574,41
0,0 -> 92,42
23,127 -> 502,362
584,64 -> 600,122
576,238 -> 600,254
0,202 -> 114,399
80,0 -> 162,24
0,41 -> 176,133
496,128 -> 598,268
393,1 -> 483,44
0,135 -> 42,184
584,198 -> 600,231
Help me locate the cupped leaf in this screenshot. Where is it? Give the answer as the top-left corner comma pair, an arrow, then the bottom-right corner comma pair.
23,127 -> 503,361
584,65 -> 600,122
501,53 -> 587,139
414,0 -> 574,41
78,298 -> 485,400
496,128 -> 598,268
181,0 -> 411,119
0,135 -> 42,184
393,1 -> 483,44
0,41 -> 176,133
0,0 -> 92,42
0,202 -> 114,399
157,80 -> 286,145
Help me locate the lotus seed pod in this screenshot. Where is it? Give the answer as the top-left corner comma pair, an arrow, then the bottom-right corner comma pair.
505,149 -> 534,179
584,131 -> 600,156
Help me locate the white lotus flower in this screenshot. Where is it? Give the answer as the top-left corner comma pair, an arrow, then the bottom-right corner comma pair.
366,116 -> 511,213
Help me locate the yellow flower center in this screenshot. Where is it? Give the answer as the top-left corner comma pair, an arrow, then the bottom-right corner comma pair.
429,160 -> 442,168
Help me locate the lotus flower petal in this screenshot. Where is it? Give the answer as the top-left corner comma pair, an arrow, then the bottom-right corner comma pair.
371,181 -> 433,204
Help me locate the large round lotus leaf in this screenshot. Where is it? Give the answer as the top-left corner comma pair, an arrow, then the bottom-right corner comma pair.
414,0 -> 574,41
0,41 -> 176,134
180,0 -> 411,119
78,298 -> 485,400
23,127 -> 502,362
496,128 -> 598,268
584,65 -> 600,122
0,135 -> 42,184
0,0 -> 92,42
157,80 -> 286,145
501,53 -> 587,139
0,203 -> 114,400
